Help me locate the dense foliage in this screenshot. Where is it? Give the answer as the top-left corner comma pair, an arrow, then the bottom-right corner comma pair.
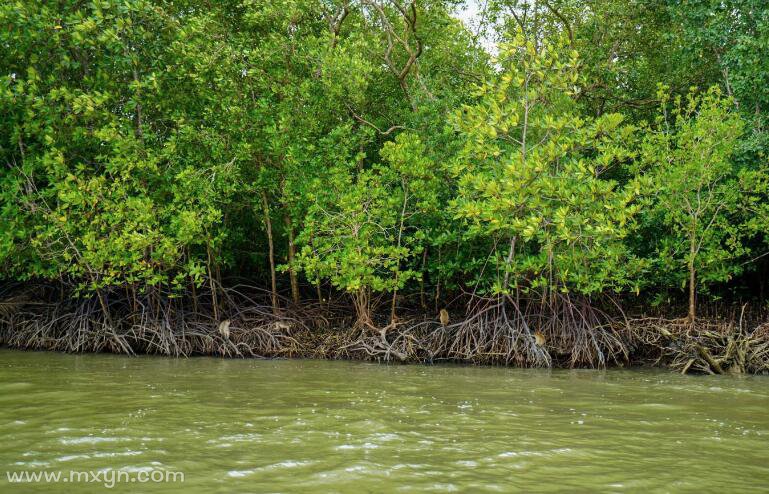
2,0 -> 768,333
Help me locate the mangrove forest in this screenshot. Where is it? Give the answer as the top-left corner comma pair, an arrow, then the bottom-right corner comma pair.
2,0 -> 769,374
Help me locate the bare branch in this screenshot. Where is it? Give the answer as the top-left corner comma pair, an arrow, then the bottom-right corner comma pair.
346,103 -> 406,135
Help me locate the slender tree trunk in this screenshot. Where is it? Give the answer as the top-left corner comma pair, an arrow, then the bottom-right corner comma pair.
187,246 -> 198,315
96,288 -> 113,330
419,246 -> 428,310
206,240 -> 219,321
353,287 -> 372,330
688,234 -> 697,324
503,236 -> 516,292
389,289 -> 398,324
390,182 -> 409,324
688,266 -> 696,324
434,246 -> 442,313
309,233 -> 324,309
316,279 -> 324,308
261,191 -> 279,315
284,213 -> 300,305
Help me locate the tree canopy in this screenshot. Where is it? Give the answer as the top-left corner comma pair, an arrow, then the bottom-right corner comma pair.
1,0 -> 768,330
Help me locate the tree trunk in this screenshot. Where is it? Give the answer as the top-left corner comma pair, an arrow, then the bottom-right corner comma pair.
96,288 -> 113,329
284,213 -> 300,305
419,246 -> 428,309
390,182 -> 409,324
503,236 -> 516,292
434,246 -> 442,313
688,235 -> 697,324
261,191 -> 279,315
206,240 -> 219,321
389,290 -> 398,324
316,279 -> 324,308
353,287 -> 372,330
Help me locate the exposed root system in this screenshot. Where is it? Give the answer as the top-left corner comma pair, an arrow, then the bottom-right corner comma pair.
1,283 -> 768,373
628,310 -> 769,374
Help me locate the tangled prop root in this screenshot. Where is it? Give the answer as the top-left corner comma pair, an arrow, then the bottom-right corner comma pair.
315,293 -> 628,368
629,313 -> 769,374
0,284 -> 303,358
8,283 -> 767,372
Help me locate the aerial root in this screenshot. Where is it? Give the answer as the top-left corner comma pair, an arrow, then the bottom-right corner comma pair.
626,315 -> 769,374
2,283 -> 767,372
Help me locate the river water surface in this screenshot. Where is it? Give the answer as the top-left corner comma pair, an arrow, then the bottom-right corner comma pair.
1,349 -> 768,492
